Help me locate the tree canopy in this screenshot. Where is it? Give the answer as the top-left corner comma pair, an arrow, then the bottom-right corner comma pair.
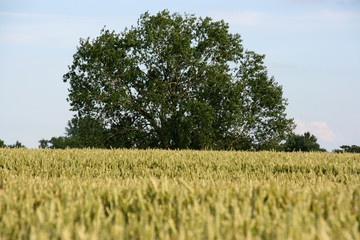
0,139 -> 5,148
281,132 -> 326,152
0,139 -> 25,148
334,145 -> 360,153
62,10 -> 294,150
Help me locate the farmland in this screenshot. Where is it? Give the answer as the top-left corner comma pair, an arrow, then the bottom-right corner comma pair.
0,149 -> 359,239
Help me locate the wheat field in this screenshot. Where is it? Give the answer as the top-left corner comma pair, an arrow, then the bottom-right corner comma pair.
0,148 -> 359,239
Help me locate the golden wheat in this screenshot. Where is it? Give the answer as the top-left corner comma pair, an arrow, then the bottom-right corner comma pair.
0,148 -> 359,239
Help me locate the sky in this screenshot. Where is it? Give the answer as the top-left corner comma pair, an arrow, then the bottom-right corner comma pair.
0,0 -> 359,151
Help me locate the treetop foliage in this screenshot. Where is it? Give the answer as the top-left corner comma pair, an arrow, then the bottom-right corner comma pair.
60,10 -> 294,150
334,145 -> 360,153
281,132 -> 326,152
0,139 -> 25,148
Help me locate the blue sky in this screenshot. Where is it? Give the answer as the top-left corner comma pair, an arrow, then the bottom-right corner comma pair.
0,0 -> 359,150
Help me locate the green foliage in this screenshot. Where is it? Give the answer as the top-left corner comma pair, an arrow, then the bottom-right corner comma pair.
39,136 -> 77,149
0,149 -> 359,239
0,139 -> 5,148
39,117 -> 108,149
63,10 -> 294,150
334,145 -> 360,153
281,132 -> 326,152
0,140 -> 26,148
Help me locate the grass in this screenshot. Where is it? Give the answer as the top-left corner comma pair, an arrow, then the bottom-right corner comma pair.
0,148 -> 359,239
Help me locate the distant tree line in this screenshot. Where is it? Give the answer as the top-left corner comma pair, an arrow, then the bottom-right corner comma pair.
333,145 -> 360,153
36,119 -> 329,152
280,132 -> 327,152
38,123 -> 359,152
0,139 -> 25,148
0,136 -> 358,153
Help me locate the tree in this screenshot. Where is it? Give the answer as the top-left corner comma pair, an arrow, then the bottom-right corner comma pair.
39,136 -> 78,149
281,132 -> 326,152
0,139 -> 26,148
39,116 -> 107,149
63,10 -> 294,150
0,139 -> 6,148
334,145 -> 360,153
39,139 -> 49,149
7,141 -> 25,148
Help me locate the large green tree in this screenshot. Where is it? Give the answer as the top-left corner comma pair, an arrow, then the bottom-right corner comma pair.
63,10 -> 294,150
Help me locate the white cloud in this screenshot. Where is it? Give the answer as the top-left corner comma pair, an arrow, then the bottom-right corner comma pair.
294,119 -> 307,134
294,119 -> 336,142
309,121 -> 336,142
